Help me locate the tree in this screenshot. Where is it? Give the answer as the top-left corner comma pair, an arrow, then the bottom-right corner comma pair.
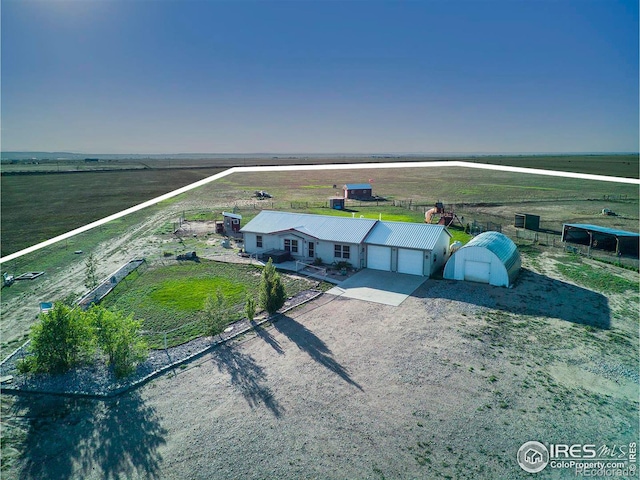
89,306 -> 147,378
259,258 -> 287,315
203,289 -> 228,337
244,294 -> 257,322
21,303 -> 95,374
84,252 -> 99,290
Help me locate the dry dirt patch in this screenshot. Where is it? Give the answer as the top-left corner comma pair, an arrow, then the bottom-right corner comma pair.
3,268 -> 637,479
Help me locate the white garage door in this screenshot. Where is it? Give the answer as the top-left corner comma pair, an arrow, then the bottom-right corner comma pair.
464,260 -> 491,283
367,245 -> 392,271
397,249 -> 424,276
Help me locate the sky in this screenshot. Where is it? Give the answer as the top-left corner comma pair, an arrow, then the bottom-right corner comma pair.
1,0 -> 638,155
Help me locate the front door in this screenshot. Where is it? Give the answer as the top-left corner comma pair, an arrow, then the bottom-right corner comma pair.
308,242 -> 315,258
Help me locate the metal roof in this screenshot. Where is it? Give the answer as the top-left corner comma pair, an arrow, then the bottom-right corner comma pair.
344,183 -> 372,190
463,231 -> 521,277
240,211 -> 377,244
364,221 -> 451,250
222,212 -> 242,220
563,224 -> 640,237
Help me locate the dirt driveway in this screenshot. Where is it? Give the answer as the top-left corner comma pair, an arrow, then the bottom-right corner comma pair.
4,265 -> 638,479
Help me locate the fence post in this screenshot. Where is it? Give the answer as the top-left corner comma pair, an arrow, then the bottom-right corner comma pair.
164,332 -> 167,350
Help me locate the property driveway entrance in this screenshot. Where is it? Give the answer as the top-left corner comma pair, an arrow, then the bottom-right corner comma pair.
326,269 -> 427,306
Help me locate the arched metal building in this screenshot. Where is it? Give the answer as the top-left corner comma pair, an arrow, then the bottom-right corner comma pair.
443,231 -> 521,287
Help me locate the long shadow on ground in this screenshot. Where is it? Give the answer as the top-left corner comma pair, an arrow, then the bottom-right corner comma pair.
414,268 -> 611,329
251,321 -> 285,355
13,391 -> 166,480
272,315 -> 363,391
211,345 -> 285,418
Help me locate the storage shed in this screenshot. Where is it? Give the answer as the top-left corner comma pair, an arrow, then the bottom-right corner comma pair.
514,213 -> 540,231
443,231 -> 521,287
343,183 -> 373,200
562,224 -> 639,257
329,197 -> 345,210
222,212 -> 242,235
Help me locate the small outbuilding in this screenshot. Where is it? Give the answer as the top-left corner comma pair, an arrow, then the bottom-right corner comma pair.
343,183 -> 373,200
443,231 -> 521,287
222,212 -> 242,235
329,197 -> 345,210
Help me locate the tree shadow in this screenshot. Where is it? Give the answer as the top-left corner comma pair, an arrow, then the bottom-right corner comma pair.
414,268 -> 611,329
13,390 -> 166,480
272,315 -> 363,391
211,345 -> 285,418
251,320 -> 284,355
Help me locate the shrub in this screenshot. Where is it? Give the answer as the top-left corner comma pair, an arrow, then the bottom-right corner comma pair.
26,303 -> 95,374
89,307 -> 147,378
259,258 -> 287,315
203,289 -> 228,336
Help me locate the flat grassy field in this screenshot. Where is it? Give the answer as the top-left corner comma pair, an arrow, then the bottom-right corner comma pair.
0,167 -> 223,257
100,260 -> 314,348
2,154 -> 637,257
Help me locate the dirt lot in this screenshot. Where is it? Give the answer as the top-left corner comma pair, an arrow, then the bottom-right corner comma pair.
2,251 -> 637,479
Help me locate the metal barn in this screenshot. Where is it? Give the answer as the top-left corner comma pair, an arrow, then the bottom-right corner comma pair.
562,224 -> 639,257
443,231 -> 521,287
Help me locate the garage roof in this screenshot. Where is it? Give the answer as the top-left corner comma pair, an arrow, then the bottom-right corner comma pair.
240,211 -> 377,244
364,221 -> 451,250
563,224 -> 640,237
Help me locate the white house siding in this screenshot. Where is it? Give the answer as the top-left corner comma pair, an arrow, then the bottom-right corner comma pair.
430,231 -> 451,274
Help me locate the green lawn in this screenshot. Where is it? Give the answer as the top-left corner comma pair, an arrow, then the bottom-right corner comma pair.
101,260 -> 313,348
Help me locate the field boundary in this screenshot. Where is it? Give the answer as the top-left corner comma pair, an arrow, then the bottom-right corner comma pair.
2,161 -> 638,264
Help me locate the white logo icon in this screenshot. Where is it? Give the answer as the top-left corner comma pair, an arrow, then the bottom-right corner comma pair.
517,441 -> 549,473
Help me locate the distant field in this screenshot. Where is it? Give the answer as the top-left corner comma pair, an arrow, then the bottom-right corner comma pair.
1,155 -> 637,257
1,167 -> 222,257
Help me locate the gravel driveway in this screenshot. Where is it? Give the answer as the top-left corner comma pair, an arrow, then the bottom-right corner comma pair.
3,271 -> 638,479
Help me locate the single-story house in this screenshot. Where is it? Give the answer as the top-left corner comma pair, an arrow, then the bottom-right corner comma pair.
443,231 -> 521,287
343,183 -> 373,200
240,211 -> 451,276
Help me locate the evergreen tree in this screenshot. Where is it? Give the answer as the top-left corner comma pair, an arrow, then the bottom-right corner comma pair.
245,294 -> 257,322
259,258 -> 287,315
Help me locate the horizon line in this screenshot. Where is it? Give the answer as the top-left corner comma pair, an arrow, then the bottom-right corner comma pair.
1,160 -> 638,264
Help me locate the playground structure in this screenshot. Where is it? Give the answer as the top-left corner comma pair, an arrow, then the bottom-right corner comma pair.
424,202 -> 464,227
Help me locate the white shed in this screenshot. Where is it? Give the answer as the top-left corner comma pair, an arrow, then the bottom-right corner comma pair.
443,231 -> 520,287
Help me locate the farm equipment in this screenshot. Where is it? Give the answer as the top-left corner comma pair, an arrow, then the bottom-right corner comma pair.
2,273 -> 14,287
254,190 -> 272,199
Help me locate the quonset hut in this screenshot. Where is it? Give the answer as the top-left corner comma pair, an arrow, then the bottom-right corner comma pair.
443,231 -> 521,287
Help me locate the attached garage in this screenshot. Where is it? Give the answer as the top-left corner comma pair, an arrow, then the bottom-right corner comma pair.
444,231 -> 520,287
397,249 -> 424,276
367,245 -> 392,271
364,221 -> 451,277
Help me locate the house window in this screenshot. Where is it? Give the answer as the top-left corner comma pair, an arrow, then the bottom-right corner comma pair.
256,235 -> 263,248
284,239 -> 298,253
334,244 -> 350,259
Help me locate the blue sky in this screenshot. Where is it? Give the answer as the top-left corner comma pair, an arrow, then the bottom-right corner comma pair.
2,0 -> 638,154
